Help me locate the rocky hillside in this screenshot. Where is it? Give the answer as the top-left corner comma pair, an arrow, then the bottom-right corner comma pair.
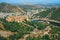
0,2 -> 26,13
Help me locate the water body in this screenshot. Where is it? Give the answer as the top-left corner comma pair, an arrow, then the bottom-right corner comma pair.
32,20 -> 43,22
32,20 -> 60,26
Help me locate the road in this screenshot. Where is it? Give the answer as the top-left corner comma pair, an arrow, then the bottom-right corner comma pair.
31,18 -> 60,24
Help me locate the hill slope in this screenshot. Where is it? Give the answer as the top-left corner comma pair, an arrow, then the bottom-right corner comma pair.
0,2 -> 26,13
33,7 -> 60,21
0,18 -> 60,40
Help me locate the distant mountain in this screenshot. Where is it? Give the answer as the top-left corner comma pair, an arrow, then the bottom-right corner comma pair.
18,3 -> 60,9
36,3 -> 60,7
18,4 -> 48,11
0,2 -> 26,13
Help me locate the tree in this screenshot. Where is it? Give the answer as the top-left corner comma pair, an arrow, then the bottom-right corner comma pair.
0,36 -> 6,40
42,35 -> 50,40
3,21 -> 20,32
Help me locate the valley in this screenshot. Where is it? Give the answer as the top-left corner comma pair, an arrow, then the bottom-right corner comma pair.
0,2 -> 60,40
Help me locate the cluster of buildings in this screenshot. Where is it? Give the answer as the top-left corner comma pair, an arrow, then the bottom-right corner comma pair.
0,12 -> 30,22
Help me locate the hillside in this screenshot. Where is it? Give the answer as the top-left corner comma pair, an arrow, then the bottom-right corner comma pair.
0,18 -> 60,40
0,2 -> 26,13
49,7 -> 60,21
32,7 -> 60,21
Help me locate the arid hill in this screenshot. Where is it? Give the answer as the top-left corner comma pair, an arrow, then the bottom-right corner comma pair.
0,2 -> 26,13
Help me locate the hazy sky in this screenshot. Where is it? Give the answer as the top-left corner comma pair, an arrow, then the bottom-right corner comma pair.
0,0 -> 60,4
